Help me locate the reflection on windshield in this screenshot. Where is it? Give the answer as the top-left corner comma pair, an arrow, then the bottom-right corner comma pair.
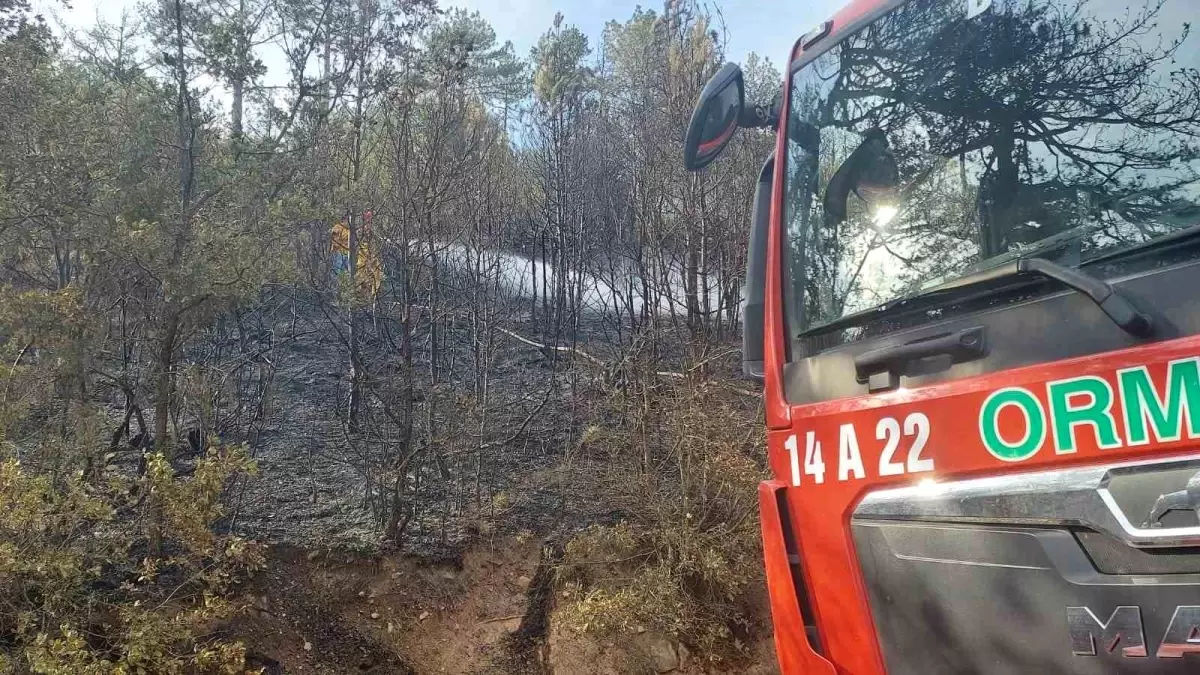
783,0 -> 1200,334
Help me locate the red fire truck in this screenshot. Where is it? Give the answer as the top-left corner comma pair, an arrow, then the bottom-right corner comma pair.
683,0 -> 1200,672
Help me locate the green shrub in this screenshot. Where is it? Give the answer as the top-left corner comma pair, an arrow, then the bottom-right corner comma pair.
0,447 -> 262,674
0,288 -> 263,673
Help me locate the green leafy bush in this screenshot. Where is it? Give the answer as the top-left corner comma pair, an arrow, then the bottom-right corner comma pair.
0,286 -> 264,673
0,448 -> 262,674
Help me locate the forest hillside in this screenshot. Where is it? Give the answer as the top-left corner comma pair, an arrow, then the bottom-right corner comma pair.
0,0 -> 779,672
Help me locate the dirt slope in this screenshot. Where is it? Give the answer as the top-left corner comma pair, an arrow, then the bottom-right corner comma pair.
223,535 -> 779,675
225,537 -> 544,675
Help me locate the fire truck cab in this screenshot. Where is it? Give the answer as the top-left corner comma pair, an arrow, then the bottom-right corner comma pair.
684,0 -> 1200,673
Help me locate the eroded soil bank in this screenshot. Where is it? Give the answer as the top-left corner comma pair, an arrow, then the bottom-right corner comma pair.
223,535 -> 778,675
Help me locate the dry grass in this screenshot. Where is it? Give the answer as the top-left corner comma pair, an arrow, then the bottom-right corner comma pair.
555,373 -> 768,662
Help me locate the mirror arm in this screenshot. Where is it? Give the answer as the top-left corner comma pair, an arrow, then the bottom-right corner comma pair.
739,102 -> 778,129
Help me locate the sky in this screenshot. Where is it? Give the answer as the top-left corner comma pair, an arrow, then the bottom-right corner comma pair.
447,0 -> 846,66
44,0 -> 847,71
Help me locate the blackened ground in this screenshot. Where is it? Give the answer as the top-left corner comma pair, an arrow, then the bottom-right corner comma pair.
225,299 -> 600,557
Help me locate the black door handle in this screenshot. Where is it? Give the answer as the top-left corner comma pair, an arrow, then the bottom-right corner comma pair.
854,326 -> 987,385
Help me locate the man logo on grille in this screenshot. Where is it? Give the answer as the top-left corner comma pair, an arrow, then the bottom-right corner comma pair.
1069,606 -> 1200,658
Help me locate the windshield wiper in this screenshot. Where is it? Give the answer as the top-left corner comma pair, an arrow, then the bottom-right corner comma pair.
805,256 -> 1155,338
959,258 -> 1153,337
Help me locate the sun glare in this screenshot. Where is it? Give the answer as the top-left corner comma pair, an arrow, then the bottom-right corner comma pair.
874,205 -> 899,228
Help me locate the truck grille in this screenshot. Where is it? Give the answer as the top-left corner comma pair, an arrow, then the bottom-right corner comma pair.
851,455 -> 1200,673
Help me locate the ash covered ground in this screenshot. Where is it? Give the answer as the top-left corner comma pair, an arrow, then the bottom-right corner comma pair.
220,292 -> 615,556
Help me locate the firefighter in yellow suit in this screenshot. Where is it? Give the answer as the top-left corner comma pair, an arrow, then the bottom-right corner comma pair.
331,211 -> 383,297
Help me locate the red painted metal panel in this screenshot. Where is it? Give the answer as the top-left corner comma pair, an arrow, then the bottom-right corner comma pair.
827,0 -> 893,35
792,0 -> 896,62
766,336 -> 1200,674
759,481 -> 837,674
763,33 -> 793,432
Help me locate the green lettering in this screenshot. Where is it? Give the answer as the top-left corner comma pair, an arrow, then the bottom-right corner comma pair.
1048,376 -> 1120,453
1119,358 -> 1200,446
980,387 -> 1046,462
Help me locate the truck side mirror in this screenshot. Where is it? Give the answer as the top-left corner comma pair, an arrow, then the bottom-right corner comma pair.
683,63 -> 745,171
743,152 -> 774,382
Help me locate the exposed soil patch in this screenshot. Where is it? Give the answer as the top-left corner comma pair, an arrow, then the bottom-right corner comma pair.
225,537 -> 544,674
224,533 -> 779,675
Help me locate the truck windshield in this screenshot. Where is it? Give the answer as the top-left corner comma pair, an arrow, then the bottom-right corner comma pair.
783,0 -> 1200,336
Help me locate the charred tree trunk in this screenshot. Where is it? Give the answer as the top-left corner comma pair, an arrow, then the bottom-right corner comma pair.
348,212 -> 361,432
